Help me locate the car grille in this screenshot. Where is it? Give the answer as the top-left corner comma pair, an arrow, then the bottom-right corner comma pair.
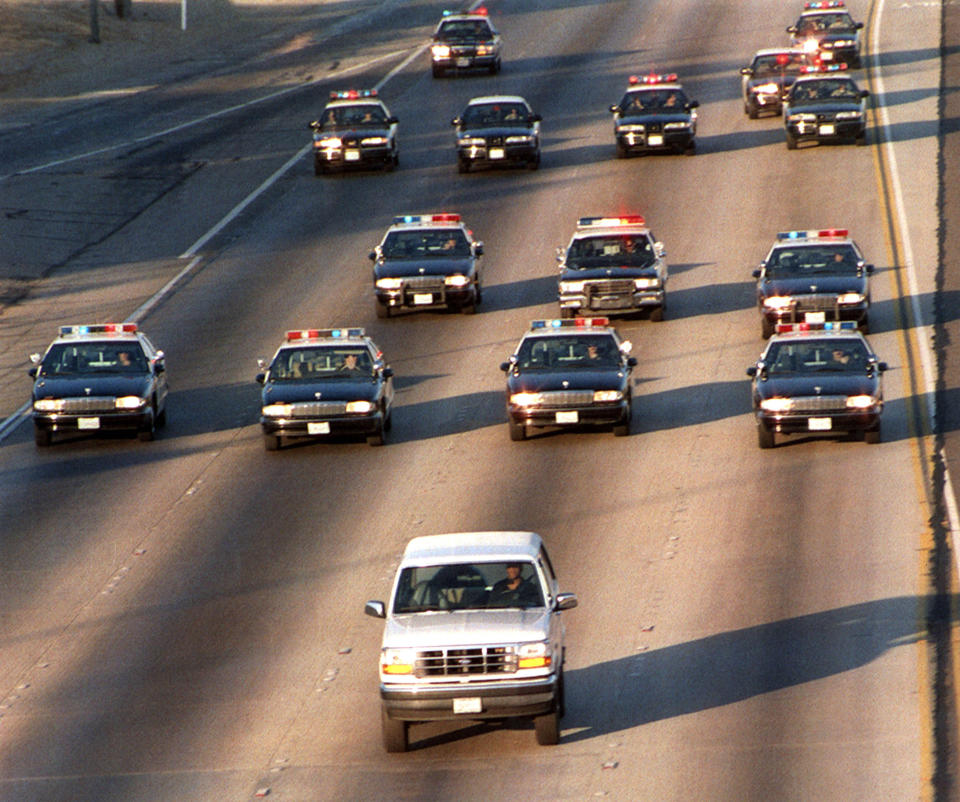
451,45 -> 478,56
61,397 -> 118,413
790,395 -> 847,413
290,401 -> 348,417
415,646 -> 513,677
817,112 -> 837,122
538,390 -> 596,407
794,293 -> 841,312
401,275 -> 445,290
647,122 -> 662,133
487,135 -> 504,146
587,279 -> 636,295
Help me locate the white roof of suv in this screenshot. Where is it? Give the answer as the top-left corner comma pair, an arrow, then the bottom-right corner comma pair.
400,531 -> 543,566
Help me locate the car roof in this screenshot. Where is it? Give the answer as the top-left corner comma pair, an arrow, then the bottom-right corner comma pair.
627,82 -> 682,92
51,324 -> 144,345
467,95 -> 529,106
400,532 -> 544,566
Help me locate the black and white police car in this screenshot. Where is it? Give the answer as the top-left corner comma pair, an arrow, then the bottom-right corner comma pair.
309,89 -> 399,174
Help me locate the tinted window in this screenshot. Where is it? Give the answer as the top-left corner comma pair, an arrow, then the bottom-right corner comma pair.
767,244 -> 860,276
392,562 -> 544,613
567,234 -> 656,269
516,335 -> 621,369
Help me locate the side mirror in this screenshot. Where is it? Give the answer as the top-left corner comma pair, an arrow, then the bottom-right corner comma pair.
609,104 -> 620,114
855,21 -> 864,29
740,67 -> 753,76
153,360 -> 165,374
381,367 -> 394,379
308,120 -> 319,130
255,372 -> 266,384
747,365 -> 759,377
864,263 -> 875,274
861,90 -> 870,99
687,100 -> 700,110
752,268 -> 762,278
787,25 -> 797,34
556,592 -> 578,611
877,361 -> 888,372
500,361 -> 511,372
451,117 -> 462,127
368,250 -> 377,261
473,241 -> 484,256
529,113 -> 542,123
387,116 -> 398,125
364,600 -> 386,619
626,356 -> 638,368
28,366 -> 38,378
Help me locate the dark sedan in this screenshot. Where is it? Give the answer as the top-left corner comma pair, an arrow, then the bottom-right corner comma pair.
452,95 -> 541,172
783,72 -> 869,148
309,90 -> 398,174
747,323 -> 886,448
740,49 -> 816,118
610,73 -> 699,156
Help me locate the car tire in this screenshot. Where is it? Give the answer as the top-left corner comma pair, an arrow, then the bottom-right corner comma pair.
432,65 -> 444,79
748,101 -> 759,120
509,419 -> 526,441
864,423 -> 882,445
534,709 -> 560,746
458,158 -> 470,174
474,281 -> 482,305
761,316 -> 775,339
758,424 -> 775,449
856,131 -> 867,147
489,59 -> 500,75
264,434 -> 280,451
138,410 -> 156,441
685,140 -> 696,156
461,299 -> 477,315
34,426 -> 51,447
649,305 -> 664,322
156,406 -> 167,427
613,406 -> 631,437
314,158 -> 327,176
786,133 -> 798,150
375,300 -> 391,319
557,670 -> 566,719
367,423 -> 385,447
528,154 -> 540,170
382,710 -> 408,753
615,143 -> 629,159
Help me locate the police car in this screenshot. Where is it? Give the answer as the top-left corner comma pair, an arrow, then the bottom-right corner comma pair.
753,228 -> 873,338
369,214 -> 483,317
557,216 -> 668,320
609,73 -> 699,157
788,0 -> 864,69
740,48 -> 817,118
783,66 -> 869,149
309,89 -> 399,174
431,6 -> 502,78
499,318 -> 637,441
255,328 -> 394,449
452,95 -> 541,172
746,321 -> 886,448
28,323 -> 168,446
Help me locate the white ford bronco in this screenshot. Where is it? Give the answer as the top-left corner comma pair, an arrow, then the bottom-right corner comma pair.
365,531 -> 578,752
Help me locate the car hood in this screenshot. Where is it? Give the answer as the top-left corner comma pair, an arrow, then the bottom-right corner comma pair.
755,372 -> 880,399
818,33 -> 859,45
747,75 -> 800,90
262,380 -> 378,403
33,375 -> 152,399
508,370 -> 627,392
459,125 -> 536,138
376,257 -> 474,278
562,266 -> 658,279
760,275 -> 867,295
383,608 -> 551,648
786,99 -> 863,114
316,126 -> 391,140
617,111 -> 692,125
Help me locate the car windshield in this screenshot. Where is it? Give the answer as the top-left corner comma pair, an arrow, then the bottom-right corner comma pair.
566,234 -> 657,269
461,102 -> 530,127
620,88 -> 688,113
40,342 -> 148,376
766,244 -> 860,276
752,53 -> 811,75
381,229 -> 471,258
269,347 -> 373,380
796,13 -> 857,35
392,561 -> 544,613
790,78 -> 861,103
318,104 -> 387,129
438,19 -> 493,39
765,339 -> 871,374
515,335 -> 622,370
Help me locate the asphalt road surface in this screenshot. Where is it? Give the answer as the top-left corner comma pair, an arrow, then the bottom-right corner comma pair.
0,0 -> 950,799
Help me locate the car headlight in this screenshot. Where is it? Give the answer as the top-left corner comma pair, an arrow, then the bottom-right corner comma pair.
788,113 -> 816,122
432,44 -> 451,58
802,38 -> 820,53
617,124 -> 645,132
505,135 -> 534,144
510,392 -> 542,407
115,395 -> 146,410
262,403 -> 293,417
593,390 -> 623,402
835,111 -> 862,120
753,82 -> 780,95
516,641 -> 552,670
376,277 -> 403,290
476,44 -> 493,55
634,277 -> 660,289
763,296 -> 794,310
361,136 -> 388,145
381,648 -> 416,675
560,281 -> 585,293
760,397 -> 794,413
837,292 -> 865,304
832,39 -> 855,47
33,398 -> 64,412
345,401 -> 375,414
444,274 -> 471,287
458,137 -> 485,147
846,395 -> 878,410
317,137 -> 342,148
664,121 -> 691,130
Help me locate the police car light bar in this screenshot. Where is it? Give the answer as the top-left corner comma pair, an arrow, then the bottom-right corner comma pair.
776,228 -> 848,240
59,323 -> 138,337
804,0 -> 844,9
329,89 -> 378,100
629,72 -> 678,86
530,318 -> 610,330
392,213 -> 461,225
775,320 -> 857,334
802,62 -> 847,73
577,215 -> 646,228
285,328 -> 365,341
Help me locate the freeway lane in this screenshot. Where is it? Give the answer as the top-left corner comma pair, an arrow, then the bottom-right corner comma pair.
0,0 -> 943,799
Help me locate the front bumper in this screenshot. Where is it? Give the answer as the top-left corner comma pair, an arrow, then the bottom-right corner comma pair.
457,143 -> 538,168
433,53 -> 498,71
760,301 -> 869,328
756,409 -> 881,436
508,401 -> 629,429
260,412 -> 383,438
33,410 -> 152,434
376,284 -> 477,311
314,145 -> 393,170
785,119 -> 865,142
381,675 -> 558,721
817,46 -> 860,65
616,129 -> 694,152
559,288 -> 664,315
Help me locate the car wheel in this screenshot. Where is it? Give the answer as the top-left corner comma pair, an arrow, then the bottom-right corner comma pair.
649,305 -> 664,322
758,424 -> 775,449
534,709 -> 560,746
528,153 -> 540,170
375,300 -> 391,319
860,314 -> 870,335
613,406 -> 631,437
314,158 -> 327,176
474,281 -> 482,305
138,408 -> 156,441
557,670 -> 566,719
385,155 -> 396,172
156,406 -> 167,427
34,426 -> 51,447
615,143 -> 629,159
509,419 -> 526,441
382,709 -> 408,753
384,409 -> 393,432
864,423 -> 882,445
458,158 -> 470,174
461,299 -> 477,315
489,59 -> 500,75
856,131 -> 867,147
748,101 -> 759,120
685,140 -> 696,156
432,65 -> 444,79
264,433 -> 280,451
761,316 -> 775,339
786,133 -> 798,150
367,423 -> 385,446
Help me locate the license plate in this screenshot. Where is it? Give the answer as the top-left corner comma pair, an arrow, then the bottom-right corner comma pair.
453,697 -> 482,714
821,51 -> 834,60
647,134 -> 664,146
456,57 -> 471,67
77,417 -> 100,430
556,410 -> 579,424
307,421 -> 330,435
489,147 -> 505,159
818,124 -> 835,136
804,311 -> 826,324
808,417 -> 832,431
413,293 -> 434,305
344,149 -> 360,161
